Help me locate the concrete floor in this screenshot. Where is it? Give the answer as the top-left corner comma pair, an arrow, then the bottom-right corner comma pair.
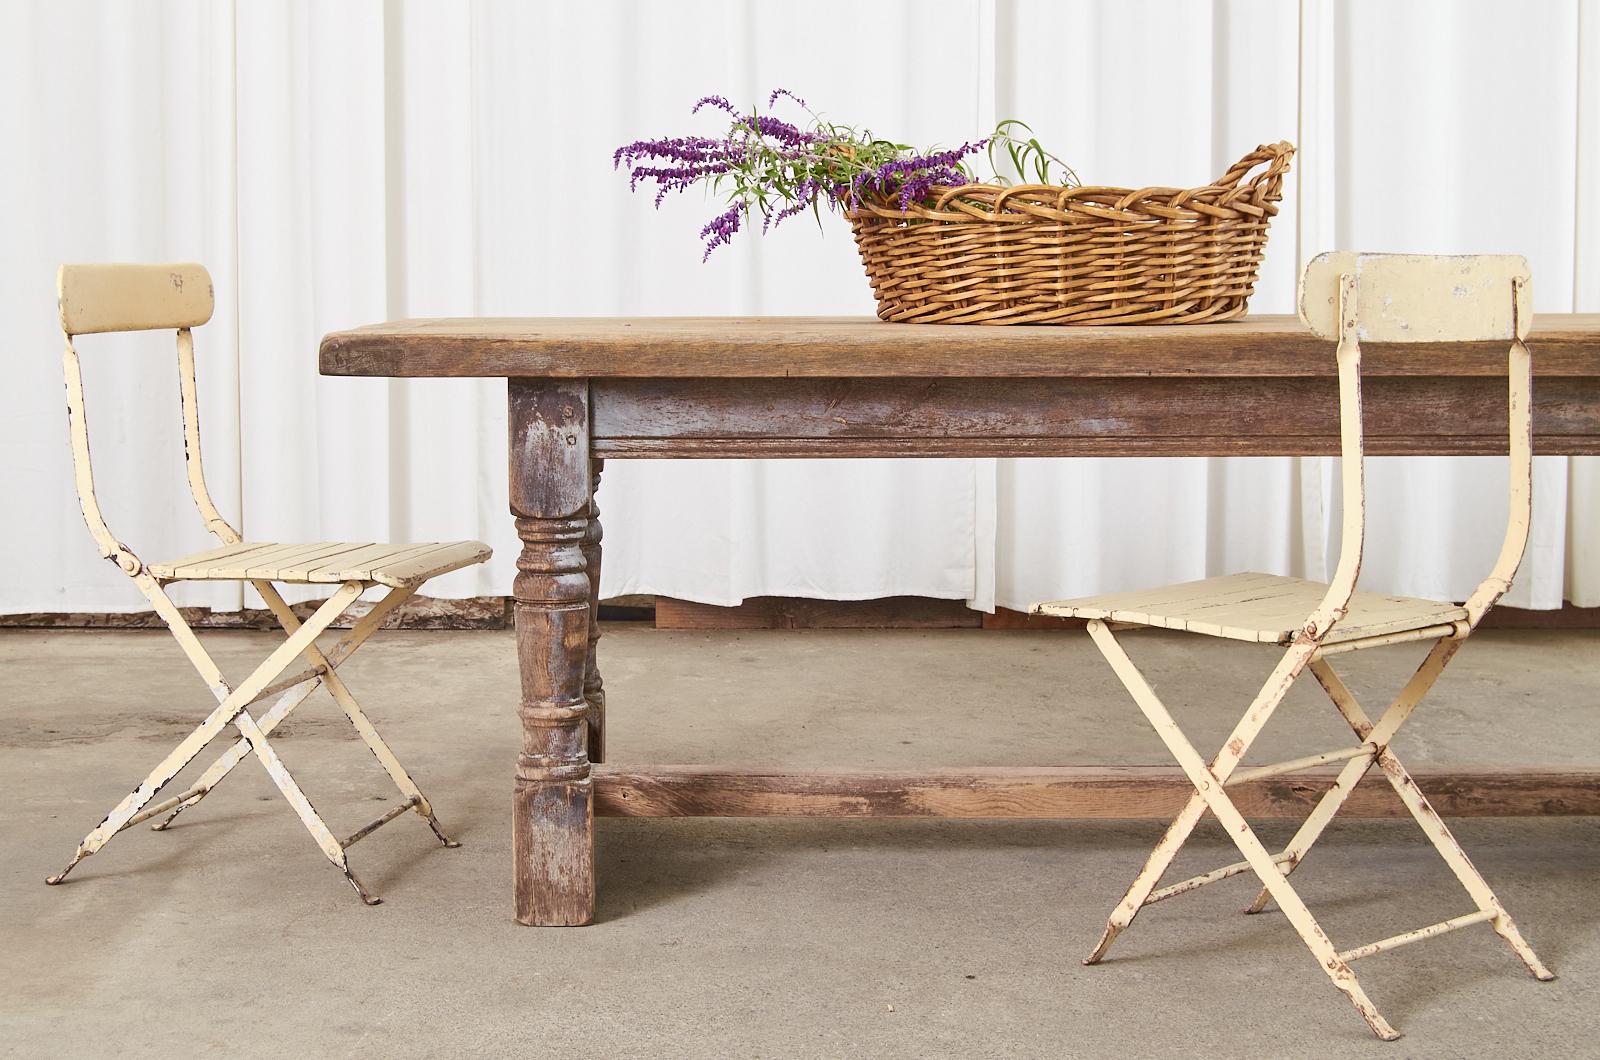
1,625 -> 1597,1058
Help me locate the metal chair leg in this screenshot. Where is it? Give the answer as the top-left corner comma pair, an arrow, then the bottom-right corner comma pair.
150,580 -> 418,830
150,676 -> 324,831
1090,626 -> 1553,1040
45,691 -> 248,885
1086,622 -> 1400,1040
255,580 -> 461,850
1083,621 -> 1314,963
1276,650 -> 1550,979
1371,748 -> 1554,981
1243,648 -> 1456,914
424,814 -> 461,848
53,575 -> 456,906
232,708 -> 382,906
1084,793 -> 1208,964
341,864 -> 381,906
321,668 -> 460,847
46,584 -> 360,885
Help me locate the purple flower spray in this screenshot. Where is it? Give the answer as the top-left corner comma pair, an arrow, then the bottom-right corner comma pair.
617,91 -> 1072,260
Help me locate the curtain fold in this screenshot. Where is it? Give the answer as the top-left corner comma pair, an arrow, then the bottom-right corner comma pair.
2,0 -> 1597,615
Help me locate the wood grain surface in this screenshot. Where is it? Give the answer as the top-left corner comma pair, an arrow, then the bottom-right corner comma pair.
591,766 -> 1600,819
508,379 -> 596,926
588,375 -> 1600,458
320,314 -> 1600,379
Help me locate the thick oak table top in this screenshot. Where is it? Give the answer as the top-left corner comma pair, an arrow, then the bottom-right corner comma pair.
319,314 -> 1600,379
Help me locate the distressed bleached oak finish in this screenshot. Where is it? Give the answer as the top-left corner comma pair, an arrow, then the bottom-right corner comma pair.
47,263 -> 491,905
318,313 -> 1600,379
1033,254 -> 1550,1042
507,380 -> 595,926
322,314 -> 1600,462
591,766 -> 1599,819
583,461 -> 606,764
319,303 -> 1600,932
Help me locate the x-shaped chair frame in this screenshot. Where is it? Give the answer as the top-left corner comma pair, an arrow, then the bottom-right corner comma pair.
47,571 -> 456,904
1065,256 -> 1554,1041
46,264 -> 462,904
1083,623 -> 1552,1041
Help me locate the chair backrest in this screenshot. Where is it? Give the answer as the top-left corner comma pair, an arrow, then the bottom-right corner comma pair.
58,263 -> 214,336
56,263 -> 239,578
1298,252 -> 1530,343
1296,251 -> 1533,633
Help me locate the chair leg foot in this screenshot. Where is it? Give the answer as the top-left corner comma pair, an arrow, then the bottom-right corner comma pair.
1320,950 -> 1405,1041
45,865 -> 78,886
1490,914 -> 1555,981
45,848 -> 90,885
1516,952 -> 1556,983
342,864 -> 382,906
426,815 -> 461,849
1242,891 -> 1273,914
1356,1004 -> 1402,1042
1083,921 -> 1123,965
1323,961 -> 1403,1041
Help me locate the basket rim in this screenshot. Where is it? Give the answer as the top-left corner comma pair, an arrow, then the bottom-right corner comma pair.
847,140 -> 1294,224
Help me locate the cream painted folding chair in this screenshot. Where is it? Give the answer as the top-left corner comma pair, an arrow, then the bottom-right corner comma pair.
45,263 -> 491,905
1032,253 -> 1554,1040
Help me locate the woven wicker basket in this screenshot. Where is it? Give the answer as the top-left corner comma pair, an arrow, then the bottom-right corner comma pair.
847,141 -> 1294,325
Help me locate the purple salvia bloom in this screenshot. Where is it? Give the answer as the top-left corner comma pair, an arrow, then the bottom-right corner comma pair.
615,134 -> 735,170
764,178 -> 822,232
699,204 -> 743,261
767,88 -> 809,109
692,95 -> 738,116
747,115 -> 819,147
847,139 -> 986,209
618,92 -> 1001,257
628,160 -> 735,207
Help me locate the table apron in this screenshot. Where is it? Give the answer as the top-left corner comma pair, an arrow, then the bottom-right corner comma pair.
588,376 -> 1600,458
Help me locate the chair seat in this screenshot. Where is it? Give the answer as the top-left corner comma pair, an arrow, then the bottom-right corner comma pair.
1032,572 -> 1467,645
149,540 -> 492,589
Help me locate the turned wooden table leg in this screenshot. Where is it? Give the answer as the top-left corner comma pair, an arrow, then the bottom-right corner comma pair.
509,379 -> 594,926
583,459 -> 605,764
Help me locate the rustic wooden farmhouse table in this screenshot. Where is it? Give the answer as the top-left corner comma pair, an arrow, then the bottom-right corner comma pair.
320,315 -> 1600,926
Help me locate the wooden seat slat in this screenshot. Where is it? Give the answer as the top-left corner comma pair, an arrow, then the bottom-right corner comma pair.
1035,572 -> 1468,645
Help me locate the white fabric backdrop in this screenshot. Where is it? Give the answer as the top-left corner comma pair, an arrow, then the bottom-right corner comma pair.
2,0 -> 1597,615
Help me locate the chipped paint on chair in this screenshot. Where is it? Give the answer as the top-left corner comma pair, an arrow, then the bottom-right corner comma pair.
1032,253 -> 1553,1041
45,263 -> 491,904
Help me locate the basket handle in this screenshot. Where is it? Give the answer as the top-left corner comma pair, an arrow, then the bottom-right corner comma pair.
1215,141 -> 1295,199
